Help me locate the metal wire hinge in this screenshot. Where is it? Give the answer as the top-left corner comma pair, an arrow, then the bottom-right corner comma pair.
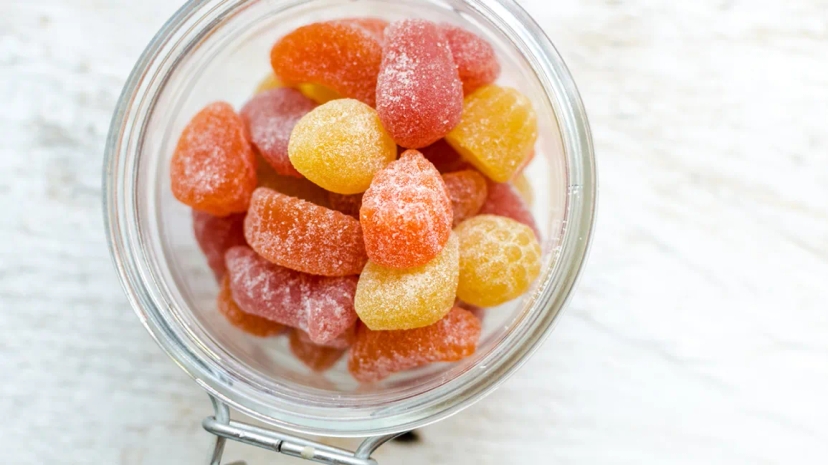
204,395 -> 400,465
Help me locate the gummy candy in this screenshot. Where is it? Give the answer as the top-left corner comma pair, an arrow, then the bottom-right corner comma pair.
441,169 -> 488,226
289,330 -> 347,372
241,88 -> 316,178
456,299 -> 485,322
511,173 -> 534,206
225,246 -> 358,345
455,215 -> 541,307
355,232 -> 459,330
170,102 -> 257,216
192,210 -> 247,280
289,99 -> 397,195
360,150 -> 453,268
244,187 -> 367,276
271,21 -> 383,106
376,19 -> 463,148
480,180 -> 540,239
217,275 -> 284,337
446,85 -> 537,182
338,18 -> 388,42
255,154 -> 330,207
420,139 -> 470,173
296,83 -> 342,105
348,307 -> 481,382
327,192 -> 363,218
440,24 -> 500,95
255,74 -> 283,94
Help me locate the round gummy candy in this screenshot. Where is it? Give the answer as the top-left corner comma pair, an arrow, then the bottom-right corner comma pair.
271,21 -> 383,106
440,24 -> 500,95
446,85 -> 537,183
289,99 -> 397,195
348,307 -> 481,382
241,88 -> 316,178
376,19 -> 463,149
455,215 -> 541,308
327,192 -> 363,218
192,210 -> 247,280
289,330 -> 347,372
441,169 -> 488,226
355,232 -> 459,330
480,180 -> 540,240
360,150 -> 452,269
225,246 -> 358,345
244,187 -> 367,276
217,276 -> 284,337
170,102 -> 257,216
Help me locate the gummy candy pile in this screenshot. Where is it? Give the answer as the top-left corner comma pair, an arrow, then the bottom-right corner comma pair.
171,18 -> 541,383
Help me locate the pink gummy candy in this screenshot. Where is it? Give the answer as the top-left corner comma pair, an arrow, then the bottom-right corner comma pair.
440,24 -> 500,95
192,210 -> 247,280
241,88 -> 316,178
376,19 -> 463,149
479,180 -> 541,240
225,246 -> 358,345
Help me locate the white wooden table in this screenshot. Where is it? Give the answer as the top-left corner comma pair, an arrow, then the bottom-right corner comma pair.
2,0 -> 827,463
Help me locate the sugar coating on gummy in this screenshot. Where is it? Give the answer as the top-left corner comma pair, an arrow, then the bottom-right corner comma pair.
244,187 -> 367,276
171,102 -> 257,216
355,232 -> 459,330
480,180 -> 540,240
360,150 -> 452,269
192,210 -> 247,280
241,88 -> 316,178
376,19 -> 463,148
455,215 -> 541,308
348,307 -> 481,382
446,85 -> 537,183
440,24 -> 500,95
289,330 -> 347,372
441,169 -> 488,226
225,246 -> 358,345
289,99 -> 397,195
217,276 -> 284,337
271,21 -> 383,106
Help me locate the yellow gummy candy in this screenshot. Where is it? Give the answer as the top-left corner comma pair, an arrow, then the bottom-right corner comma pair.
445,85 -> 537,183
455,215 -> 541,307
511,173 -> 534,206
255,73 -> 283,94
297,83 -> 342,104
289,99 -> 397,194
355,233 -> 459,330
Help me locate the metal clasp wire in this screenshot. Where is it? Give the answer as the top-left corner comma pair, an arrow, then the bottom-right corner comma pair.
204,395 -> 400,465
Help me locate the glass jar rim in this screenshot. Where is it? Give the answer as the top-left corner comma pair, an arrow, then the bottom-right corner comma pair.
104,0 -> 596,437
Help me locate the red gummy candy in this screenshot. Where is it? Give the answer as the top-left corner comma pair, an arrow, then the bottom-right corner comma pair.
376,19 -> 463,148
479,181 -> 540,240
244,187 -> 367,276
327,192 -> 363,218
360,150 -> 453,269
192,210 -> 247,280
289,330 -> 347,372
271,21 -> 383,106
441,169 -> 488,226
241,88 -> 316,178
348,308 -> 481,382
217,275 -> 284,337
440,24 -> 500,95
225,246 -> 358,345
171,102 -> 257,216
419,139 -> 471,173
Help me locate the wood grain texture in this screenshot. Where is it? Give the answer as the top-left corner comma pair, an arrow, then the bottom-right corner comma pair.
1,0 -> 827,463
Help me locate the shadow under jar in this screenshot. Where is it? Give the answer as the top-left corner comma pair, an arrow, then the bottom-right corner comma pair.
103,0 -> 596,457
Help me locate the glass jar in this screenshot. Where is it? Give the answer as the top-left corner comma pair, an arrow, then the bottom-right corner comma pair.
104,0 -> 595,460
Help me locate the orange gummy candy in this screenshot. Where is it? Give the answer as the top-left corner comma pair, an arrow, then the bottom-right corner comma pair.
360,150 -> 453,269
170,102 -> 257,216
348,308 -> 481,382
217,276 -> 284,337
441,169 -> 488,226
271,21 -> 383,106
244,187 -> 367,276
289,330 -> 348,372
336,17 -> 388,42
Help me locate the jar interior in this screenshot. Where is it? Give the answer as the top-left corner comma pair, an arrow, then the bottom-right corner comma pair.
134,0 -> 569,432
